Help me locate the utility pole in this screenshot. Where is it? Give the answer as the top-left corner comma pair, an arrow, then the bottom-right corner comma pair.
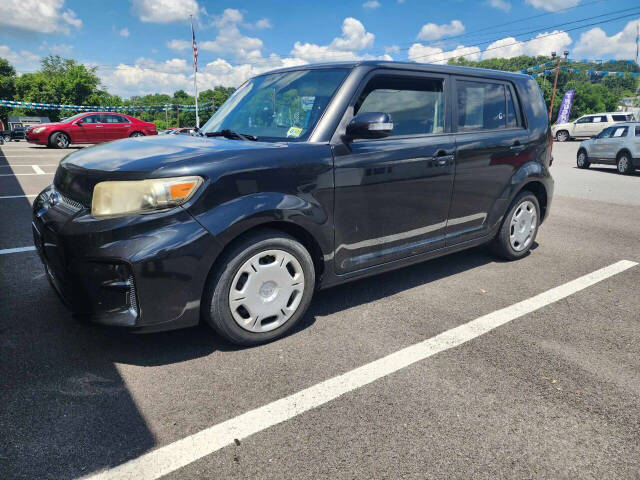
549,50 -> 569,121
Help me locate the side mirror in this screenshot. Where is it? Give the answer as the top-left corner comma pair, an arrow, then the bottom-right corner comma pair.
345,112 -> 393,140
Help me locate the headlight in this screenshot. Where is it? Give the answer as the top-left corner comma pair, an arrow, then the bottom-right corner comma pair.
91,176 -> 203,218
33,127 -> 45,134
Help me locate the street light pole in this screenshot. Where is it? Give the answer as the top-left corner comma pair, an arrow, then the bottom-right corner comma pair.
549,50 -> 569,121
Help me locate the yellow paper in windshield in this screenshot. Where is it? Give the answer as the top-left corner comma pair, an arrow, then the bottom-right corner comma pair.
287,126 -> 303,138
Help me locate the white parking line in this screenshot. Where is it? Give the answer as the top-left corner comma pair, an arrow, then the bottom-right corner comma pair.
0,165 -> 58,168
32,165 -> 45,174
0,246 -> 36,255
81,259 -> 638,480
0,194 -> 37,199
0,173 -> 53,176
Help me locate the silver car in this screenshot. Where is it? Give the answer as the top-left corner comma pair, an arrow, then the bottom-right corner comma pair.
576,123 -> 640,175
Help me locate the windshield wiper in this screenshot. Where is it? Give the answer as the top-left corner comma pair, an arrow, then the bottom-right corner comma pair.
205,129 -> 258,141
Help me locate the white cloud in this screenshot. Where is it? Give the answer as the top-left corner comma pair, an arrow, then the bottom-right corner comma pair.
291,17 -> 375,62
131,0 -> 199,23
417,20 -> 465,41
201,9 -> 264,61
525,0 -> 579,12
363,0 -> 381,9
166,39 -> 191,51
255,18 -> 272,29
573,19 -> 640,60
0,0 -> 81,35
483,30 -> 572,59
409,43 -> 481,63
0,45 -> 40,72
119,28 -> 130,37
487,0 -> 511,12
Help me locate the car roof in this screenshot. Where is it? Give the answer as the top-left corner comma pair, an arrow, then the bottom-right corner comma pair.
259,60 -> 531,81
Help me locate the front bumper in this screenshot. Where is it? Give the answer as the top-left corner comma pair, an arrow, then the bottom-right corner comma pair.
32,186 -> 222,331
26,131 -> 48,145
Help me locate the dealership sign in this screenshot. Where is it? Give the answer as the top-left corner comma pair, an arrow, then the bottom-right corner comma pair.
556,89 -> 575,124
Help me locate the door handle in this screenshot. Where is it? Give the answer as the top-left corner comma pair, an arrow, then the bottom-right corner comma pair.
436,154 -> 455,166
96,125 -> 103,128
510,143 -> 525,151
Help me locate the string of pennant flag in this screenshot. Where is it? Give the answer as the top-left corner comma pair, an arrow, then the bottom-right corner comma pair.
526,67 -> 640,78
520,58 -> 638,75
0,99 -> 217,112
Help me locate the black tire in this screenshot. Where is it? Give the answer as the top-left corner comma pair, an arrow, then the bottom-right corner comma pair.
3,134 -> 11,142
577,149 -> 590,169
555,130 -> 570,142
129,132 -> 144,137
50,132 -> 70,149
616,152 -> 634,175
490,191 -> 540,261
202,229 -> 315,346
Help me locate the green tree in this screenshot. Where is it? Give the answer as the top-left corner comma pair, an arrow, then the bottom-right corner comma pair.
0,58 -> 17,126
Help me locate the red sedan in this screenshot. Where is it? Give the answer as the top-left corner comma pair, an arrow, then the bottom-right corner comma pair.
26,112 -> 157,148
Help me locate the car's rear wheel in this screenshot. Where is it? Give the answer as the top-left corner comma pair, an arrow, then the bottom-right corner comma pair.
616,152 -> 634,175
2,134 -> 9,142
50,132 -> 70,149
577,149 -> 590,169
555,130 -> 570,142
490,191 -> 540,261
129,132 -> 144,137
202,229 -> 315,346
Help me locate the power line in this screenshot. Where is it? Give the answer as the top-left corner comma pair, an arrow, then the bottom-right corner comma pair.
408,9 -> 640,64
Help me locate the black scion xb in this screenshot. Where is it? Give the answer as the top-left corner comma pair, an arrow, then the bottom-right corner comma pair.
33,61 -> 554,345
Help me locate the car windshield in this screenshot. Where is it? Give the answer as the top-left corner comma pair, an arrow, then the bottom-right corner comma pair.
200,68 -> 349,142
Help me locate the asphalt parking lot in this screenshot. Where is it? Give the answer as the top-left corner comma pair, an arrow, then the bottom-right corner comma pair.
1,139 -> 639,479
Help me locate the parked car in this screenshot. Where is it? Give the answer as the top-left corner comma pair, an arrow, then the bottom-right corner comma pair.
159,129 -> 176,135
552,112 -> 634,142
32,61 -> 553,345
2,125 -> 26,142
577,122 -> 639,175
172,127 -> 197,135
26,112 -> 157,148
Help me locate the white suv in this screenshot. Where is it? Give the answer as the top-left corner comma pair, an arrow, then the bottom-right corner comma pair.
552,112 -> 635,142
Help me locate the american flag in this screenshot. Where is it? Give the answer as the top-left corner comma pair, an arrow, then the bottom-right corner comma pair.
191,18 -> 198,72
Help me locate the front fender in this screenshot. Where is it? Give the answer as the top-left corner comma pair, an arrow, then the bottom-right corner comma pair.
191,191 -> 332,254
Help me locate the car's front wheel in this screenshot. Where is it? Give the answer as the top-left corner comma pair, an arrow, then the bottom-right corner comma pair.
577,149 -> 590,169
2,134 -> 9,143
490,191 -> 540,261
616,152 -> 634,175
129,132 -> 144,137
203,229 -> 315,346
555,130 -> 570,142
50,132 -> 70,149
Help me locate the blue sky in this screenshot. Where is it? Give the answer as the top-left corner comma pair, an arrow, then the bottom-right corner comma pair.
1,0 -> 639,97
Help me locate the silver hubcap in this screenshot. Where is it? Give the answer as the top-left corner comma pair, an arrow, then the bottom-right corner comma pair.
57,135 -> 68,148
577,153 -> 585,166
557,131 -> 568,141
509,200 -> 537,252
618,157 -> 628,172
132,133 -> 142,137
228,249 -> 305,333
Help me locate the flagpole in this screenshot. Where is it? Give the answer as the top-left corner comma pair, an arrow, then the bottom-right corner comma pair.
191,15 -> 200,128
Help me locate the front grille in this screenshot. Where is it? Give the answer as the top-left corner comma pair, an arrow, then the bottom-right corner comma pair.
58,190 -> 85,211
127,274 -> 139,315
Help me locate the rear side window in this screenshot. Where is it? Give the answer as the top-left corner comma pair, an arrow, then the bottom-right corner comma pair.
116,116 -> 130,123
456,80 -> 519,131
636,126 -> 640,136
612,115 -> 628,121
355,76 -> 445,136
611,126 -> 628,137
506,88 -> 520,128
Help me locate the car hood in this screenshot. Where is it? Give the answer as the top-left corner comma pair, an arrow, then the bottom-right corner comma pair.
55,134 -> 291,205
30,122 -> 67,129
552,122 -> 572,130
